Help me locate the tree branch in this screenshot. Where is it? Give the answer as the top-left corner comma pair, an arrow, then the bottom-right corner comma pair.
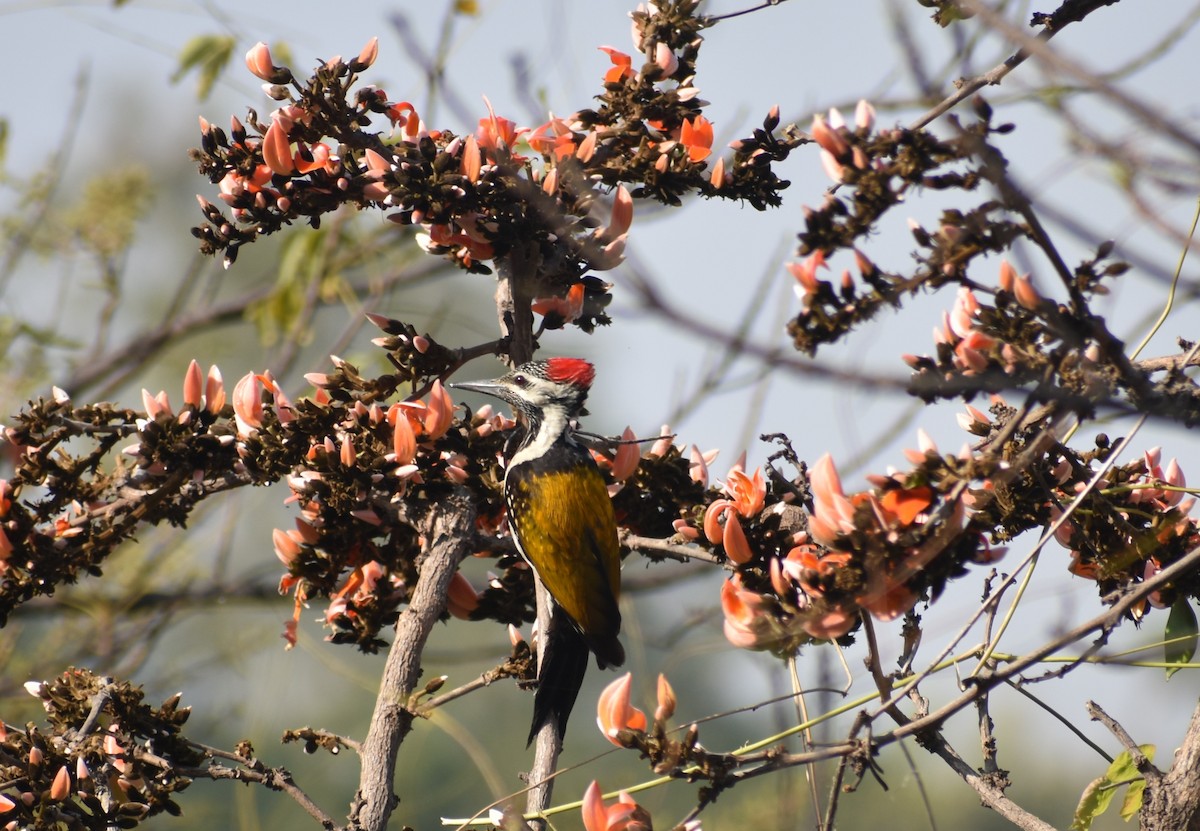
349,489 -> 475,831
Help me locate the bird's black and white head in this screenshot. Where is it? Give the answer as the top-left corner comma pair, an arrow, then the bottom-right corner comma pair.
451,358 -> 594,442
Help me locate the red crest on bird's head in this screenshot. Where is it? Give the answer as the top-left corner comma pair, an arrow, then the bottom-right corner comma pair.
544,357 -> 595,389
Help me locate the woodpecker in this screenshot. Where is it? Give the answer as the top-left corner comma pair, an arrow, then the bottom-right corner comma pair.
452,358 -> 624,745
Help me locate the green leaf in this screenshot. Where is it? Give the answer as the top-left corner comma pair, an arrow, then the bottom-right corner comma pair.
1120,777 -> 1146,822
1073,747 -> 1157,830
1106,745 -> 1156,782
1165,598 -> 1198,679
171,34 -> 236,101
1071,776 -> 1111,830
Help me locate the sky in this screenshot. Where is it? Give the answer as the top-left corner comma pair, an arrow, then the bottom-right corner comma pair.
3,1 -> 1200,827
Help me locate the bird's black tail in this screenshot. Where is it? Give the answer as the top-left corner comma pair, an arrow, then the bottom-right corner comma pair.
528,605 -> 590,747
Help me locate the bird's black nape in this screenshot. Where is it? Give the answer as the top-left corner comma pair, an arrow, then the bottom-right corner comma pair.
528,605 -> 591,747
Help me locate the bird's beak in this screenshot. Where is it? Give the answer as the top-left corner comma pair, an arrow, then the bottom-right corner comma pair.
448,379 -> 505,400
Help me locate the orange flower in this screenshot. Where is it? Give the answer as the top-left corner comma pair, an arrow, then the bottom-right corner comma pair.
878,486 -> 933,527
528,116 -> 578,160
531,283 -> 585,325
575,130 -> 599,163
724,466 -> 766,518
476,100 -> 526,155
424,380 -> 455,440
702,499 -> 733,544
589,185 -> 633,271
460,134 -> 481,183
998,259 -> 1017,293
680,116 -> 713,162
858,575 -> 918,622
390,409 -> 417,465
802,606 -> 857,640
808,454 -> 856,547
782,544 -> 851,600
339,435 -> 357,468
596,672 -> 647,746
1013,274 -> 1042,311
232,370 -> 293,436
722,512 -> 753,565
598,46 -> 634,84
1068,552 -> 1098,580
262,119 -> 295,175
387,101 -> 421,139
294,142 -> 338,175
582,781 -> 652,831
720,578 -> 777,650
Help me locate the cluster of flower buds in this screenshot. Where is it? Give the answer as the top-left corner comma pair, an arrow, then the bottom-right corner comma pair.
194,2 -> 800,324
787,100 -> 1024,356
1047,445 -> 1197,617
0,669 -> 199,828
714,421 -> 1024,656
270,359 -> 473,649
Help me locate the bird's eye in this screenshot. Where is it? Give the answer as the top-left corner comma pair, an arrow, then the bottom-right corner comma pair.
513,374 -> 528,387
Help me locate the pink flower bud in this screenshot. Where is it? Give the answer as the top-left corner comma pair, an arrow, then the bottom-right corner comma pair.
998,259 -> 1017,293
205,365 -> 226,413
272,528 -> 302,567
611,428 -> 640,482
654,42 -> 678,76
232,372 -> 263,437
855,99 -> 876,131
183,360 -> 203,409
446,571 -> 479,619
811,113 -> 850,158
354,37 -> 379,70
245,42 -> 276,82
709,156 -> 726,189
1013,275 -> 1041,311
703,500 -> 732,545
576,131 -> 598,163
262,120 -> 295,176
49,765 -> 70,801
722,513 -> 753,565
596,673 -> 647,746
654,674 -> 676,722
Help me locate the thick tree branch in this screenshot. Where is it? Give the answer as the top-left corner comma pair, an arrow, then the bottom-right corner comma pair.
349,489 -> 475,831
